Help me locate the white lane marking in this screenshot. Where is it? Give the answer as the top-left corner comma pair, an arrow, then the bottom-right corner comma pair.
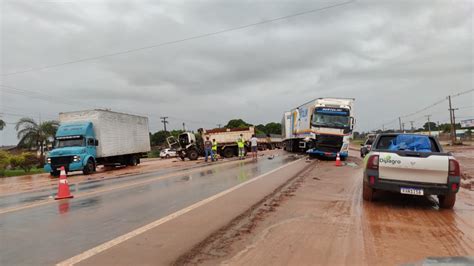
57,158 -> 303,266
0,158 -> 257,215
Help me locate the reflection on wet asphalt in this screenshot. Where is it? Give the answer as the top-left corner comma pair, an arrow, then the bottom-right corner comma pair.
0,161 -> 236,210
0,155 -> 296,265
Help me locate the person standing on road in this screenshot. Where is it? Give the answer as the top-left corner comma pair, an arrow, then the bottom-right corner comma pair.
204,136 -> 214,162
250,134 -> 258,160
237,134 -> 245,160
212,138 -> 218,161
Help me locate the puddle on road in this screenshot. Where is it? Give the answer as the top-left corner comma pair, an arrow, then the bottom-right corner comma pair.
345,162 -> 358,168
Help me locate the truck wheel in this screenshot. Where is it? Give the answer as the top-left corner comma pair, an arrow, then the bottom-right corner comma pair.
83,159 -> 95,175
438,194 -> 456,209
188,150 -> 199,161
50,170 -> 60,177
128,156 -> 138,166
362,182 -> 375,202
222,147 -> 234,158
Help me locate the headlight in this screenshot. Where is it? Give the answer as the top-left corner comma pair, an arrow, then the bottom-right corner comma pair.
73,155 -> 81,162
47,157 -> 51,163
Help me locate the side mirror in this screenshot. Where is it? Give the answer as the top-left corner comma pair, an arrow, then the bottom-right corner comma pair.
95,139 -> 99,146
360,143 -> 364,146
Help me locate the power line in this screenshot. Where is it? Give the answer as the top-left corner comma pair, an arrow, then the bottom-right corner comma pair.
373,89 -> 473,131
2,0 -> 355,77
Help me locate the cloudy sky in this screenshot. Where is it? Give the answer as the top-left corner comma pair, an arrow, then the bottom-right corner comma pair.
1,0 -> 473,145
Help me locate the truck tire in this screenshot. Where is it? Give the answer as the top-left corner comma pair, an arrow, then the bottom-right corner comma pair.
128,156 -> 138,166
438,194 -> 456,209
188,149 -> 199,161
222,147 -> 234,158
83,159 -> 95,175
362,182 -> 374,202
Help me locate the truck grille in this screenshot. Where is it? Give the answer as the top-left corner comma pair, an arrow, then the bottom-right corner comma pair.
314,135 -> 343,153
51,156 -> 73,168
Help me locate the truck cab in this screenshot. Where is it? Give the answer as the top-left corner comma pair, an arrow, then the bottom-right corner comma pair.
306,98 -> 355,159
167,132 -> 201,161
44,122 -> 98,176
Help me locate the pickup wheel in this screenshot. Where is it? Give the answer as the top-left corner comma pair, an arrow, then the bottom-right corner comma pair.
362,182 -> 375,202
438,194 -> 456,209
83,159 -> 95,175
188,149 -> 199,161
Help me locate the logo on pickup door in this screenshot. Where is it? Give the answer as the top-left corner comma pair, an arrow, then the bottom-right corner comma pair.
380,155 -> 401,165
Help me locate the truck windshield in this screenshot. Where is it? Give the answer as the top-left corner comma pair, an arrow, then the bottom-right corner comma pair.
312,113 -> 350,129
311,107 -> 350,129
55,138 -> 84,148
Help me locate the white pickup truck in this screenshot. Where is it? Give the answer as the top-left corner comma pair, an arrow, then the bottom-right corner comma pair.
362,133 -> 461,209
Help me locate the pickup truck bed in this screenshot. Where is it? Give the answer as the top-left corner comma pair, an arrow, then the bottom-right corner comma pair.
362,133 -> 461,209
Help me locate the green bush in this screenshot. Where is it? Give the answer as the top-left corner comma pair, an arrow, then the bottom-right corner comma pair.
148,150 -> 161,158
0,151 -> 9,177
9,152 -> 38,173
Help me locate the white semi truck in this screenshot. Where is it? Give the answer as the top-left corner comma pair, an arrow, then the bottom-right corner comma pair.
282,98 -> 355,159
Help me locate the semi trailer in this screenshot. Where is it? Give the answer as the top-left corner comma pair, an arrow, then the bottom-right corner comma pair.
44,110 -> 151,176
282,97 -> 355,159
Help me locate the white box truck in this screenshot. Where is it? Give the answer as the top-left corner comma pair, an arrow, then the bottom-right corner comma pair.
44,110 -> 151,176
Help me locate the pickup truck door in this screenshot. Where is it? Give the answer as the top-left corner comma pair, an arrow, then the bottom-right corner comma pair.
377,152 -> 449,184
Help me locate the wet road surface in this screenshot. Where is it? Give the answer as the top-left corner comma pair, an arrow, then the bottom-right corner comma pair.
183,156 -> 474,266
0,155 -> 296,265
0,159 -> 244,210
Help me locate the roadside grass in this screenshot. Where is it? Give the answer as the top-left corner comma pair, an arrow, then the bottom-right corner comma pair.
3,168 -> 44,177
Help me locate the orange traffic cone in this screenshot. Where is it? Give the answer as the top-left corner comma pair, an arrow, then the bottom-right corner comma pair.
55,166 -> 74,200
335,153 -> 342,167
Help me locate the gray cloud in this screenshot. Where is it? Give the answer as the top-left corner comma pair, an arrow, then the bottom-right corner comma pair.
1,0 -> 473,145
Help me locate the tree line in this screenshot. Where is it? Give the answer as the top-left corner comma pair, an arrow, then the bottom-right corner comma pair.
1,117 -> 281,151
150,119 -> 282,147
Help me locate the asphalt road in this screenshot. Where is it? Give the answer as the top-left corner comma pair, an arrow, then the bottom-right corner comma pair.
0,154 -> 297,265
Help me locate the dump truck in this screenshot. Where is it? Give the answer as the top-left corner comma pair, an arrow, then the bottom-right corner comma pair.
44,110 -> 151,176
282,97 -> 355,159
168,127 -> 282,160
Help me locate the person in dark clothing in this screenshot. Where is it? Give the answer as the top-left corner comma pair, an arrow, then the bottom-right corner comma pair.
204,136 -> 214,162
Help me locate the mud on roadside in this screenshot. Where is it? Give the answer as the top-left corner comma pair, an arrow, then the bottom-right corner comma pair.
173,158 -> 317,265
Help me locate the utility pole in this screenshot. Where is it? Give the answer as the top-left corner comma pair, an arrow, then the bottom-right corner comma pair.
160,116 -> 169,132
382,124 -> 385,132
448,96 -> 459,144
402,123 -> 405,132
182,122 -> 186,131
410,121 -> 415,132
399,117 -> 402,132
425,115 -> 432,136
217,124 -> 222,128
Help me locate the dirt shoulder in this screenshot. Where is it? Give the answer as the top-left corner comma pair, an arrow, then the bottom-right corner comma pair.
0,149 -> 282,196
183,154 -> 474,266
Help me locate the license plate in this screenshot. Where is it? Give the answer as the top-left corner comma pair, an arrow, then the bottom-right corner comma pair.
400,187 -> 424,196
